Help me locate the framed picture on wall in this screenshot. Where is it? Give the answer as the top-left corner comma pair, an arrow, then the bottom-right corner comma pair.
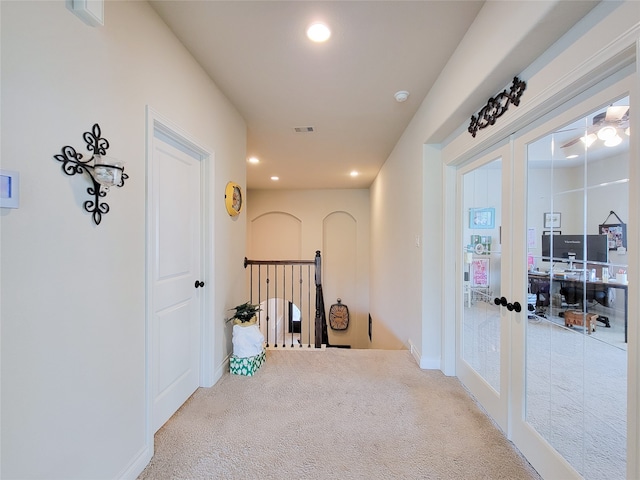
471,258 -> 490,287
469,207 -> 495,229
599,223 -> 627,251
543,212 -> 561,229
599,211 -> 627,251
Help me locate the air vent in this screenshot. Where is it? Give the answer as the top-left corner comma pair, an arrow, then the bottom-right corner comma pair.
293,126 -> 315,133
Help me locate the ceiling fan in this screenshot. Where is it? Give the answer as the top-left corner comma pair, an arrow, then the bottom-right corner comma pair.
561,105 -> 629,158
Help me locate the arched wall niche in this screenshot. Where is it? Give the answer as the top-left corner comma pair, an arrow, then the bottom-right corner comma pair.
250,211 -> 302,260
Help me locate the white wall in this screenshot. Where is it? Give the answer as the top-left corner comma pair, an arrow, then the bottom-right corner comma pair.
246,189 -> 370,349
586,152 -> 630,268
527,152 -> 630,270
370,137 -> 423,351
0,1 -> 246,478
369,1 -> 602,368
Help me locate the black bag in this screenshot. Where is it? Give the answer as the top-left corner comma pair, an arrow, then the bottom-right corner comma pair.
329,298 -> 349,331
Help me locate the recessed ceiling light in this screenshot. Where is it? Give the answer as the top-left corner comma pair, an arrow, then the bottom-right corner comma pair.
394,91 -> 409,103
270,176 -> 279,181
307,22 -> 331,43
248,156 -> 260,164
350,171 -> 359,177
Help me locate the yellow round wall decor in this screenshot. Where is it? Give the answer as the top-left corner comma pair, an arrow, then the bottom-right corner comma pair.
225,182 -> 243,216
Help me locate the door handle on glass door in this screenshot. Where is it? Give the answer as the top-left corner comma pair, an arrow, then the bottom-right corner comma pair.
494,297 -> 508,307
507,302 -> 522,312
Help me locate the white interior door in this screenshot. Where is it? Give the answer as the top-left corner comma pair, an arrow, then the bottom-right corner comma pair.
151,131 -> 202,433
510,78 -> 631,480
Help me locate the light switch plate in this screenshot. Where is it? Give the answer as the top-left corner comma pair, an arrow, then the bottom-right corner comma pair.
0,170 -> 20,209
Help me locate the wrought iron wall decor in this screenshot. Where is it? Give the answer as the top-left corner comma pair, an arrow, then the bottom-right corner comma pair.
468,76 -> 527,138
54,123 -> 128,225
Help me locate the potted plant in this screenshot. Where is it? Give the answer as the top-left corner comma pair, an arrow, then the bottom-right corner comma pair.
228,301 -> 261,326
228,301 -> 265,376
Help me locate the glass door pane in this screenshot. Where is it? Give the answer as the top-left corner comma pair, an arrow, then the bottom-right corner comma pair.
461,155 -> 503,402
525,98 -> 629,479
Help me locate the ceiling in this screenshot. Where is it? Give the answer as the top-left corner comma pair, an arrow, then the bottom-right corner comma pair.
149,1 -> 599,190
528,97 -> 630,169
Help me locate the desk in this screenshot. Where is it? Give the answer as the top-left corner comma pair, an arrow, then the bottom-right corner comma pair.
528,272 -> 628,342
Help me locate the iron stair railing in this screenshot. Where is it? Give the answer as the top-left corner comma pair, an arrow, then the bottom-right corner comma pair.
244,251 -> 326,348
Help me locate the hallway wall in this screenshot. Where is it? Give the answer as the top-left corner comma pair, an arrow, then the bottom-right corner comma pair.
370,1 -> 612,369
0,1 -> 246,478
246,189 -> 371,349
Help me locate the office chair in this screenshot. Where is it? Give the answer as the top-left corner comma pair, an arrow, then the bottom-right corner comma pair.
529,276 -> 550,318
559,284 -> 582,318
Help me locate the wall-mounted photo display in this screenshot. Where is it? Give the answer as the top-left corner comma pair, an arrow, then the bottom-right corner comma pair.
543,212 -> 561,229
469,207 -> 495,229
471,258 -> 490,287
599,211 -> 627,251
470,234 -> 491,254
600,224 -> 626,250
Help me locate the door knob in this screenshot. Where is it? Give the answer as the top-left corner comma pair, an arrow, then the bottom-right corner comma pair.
494,297 -> 508,307
506,301 -> 522,312
194,280 -> 204,288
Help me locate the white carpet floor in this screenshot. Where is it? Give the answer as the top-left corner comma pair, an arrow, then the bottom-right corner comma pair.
139,349 -> 540,479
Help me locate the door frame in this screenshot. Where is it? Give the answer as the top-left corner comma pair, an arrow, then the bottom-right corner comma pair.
144,106 -> 215,455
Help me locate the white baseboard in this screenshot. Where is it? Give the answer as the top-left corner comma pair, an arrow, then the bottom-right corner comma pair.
419,356 -> 441,370
117,444 -> 152,480
408,339 -> 441,370
211,356 -> 230,385
408,339 -> 420,365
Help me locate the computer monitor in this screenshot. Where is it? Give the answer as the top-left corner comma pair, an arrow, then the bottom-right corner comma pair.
541,234 -> 608,263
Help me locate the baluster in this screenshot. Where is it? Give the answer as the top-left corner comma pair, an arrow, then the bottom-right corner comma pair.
274,266 -> 278,347
265,266 -> 270,348
242,252 -> 322,350
299,265 -> 303,348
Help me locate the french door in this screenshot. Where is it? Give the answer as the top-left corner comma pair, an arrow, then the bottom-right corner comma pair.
458,144 -> 511,432
459,77 -> 631,479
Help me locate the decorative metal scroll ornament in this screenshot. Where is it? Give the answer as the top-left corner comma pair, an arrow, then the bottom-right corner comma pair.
468,77 -> 527,138
54,123 -> 128,225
